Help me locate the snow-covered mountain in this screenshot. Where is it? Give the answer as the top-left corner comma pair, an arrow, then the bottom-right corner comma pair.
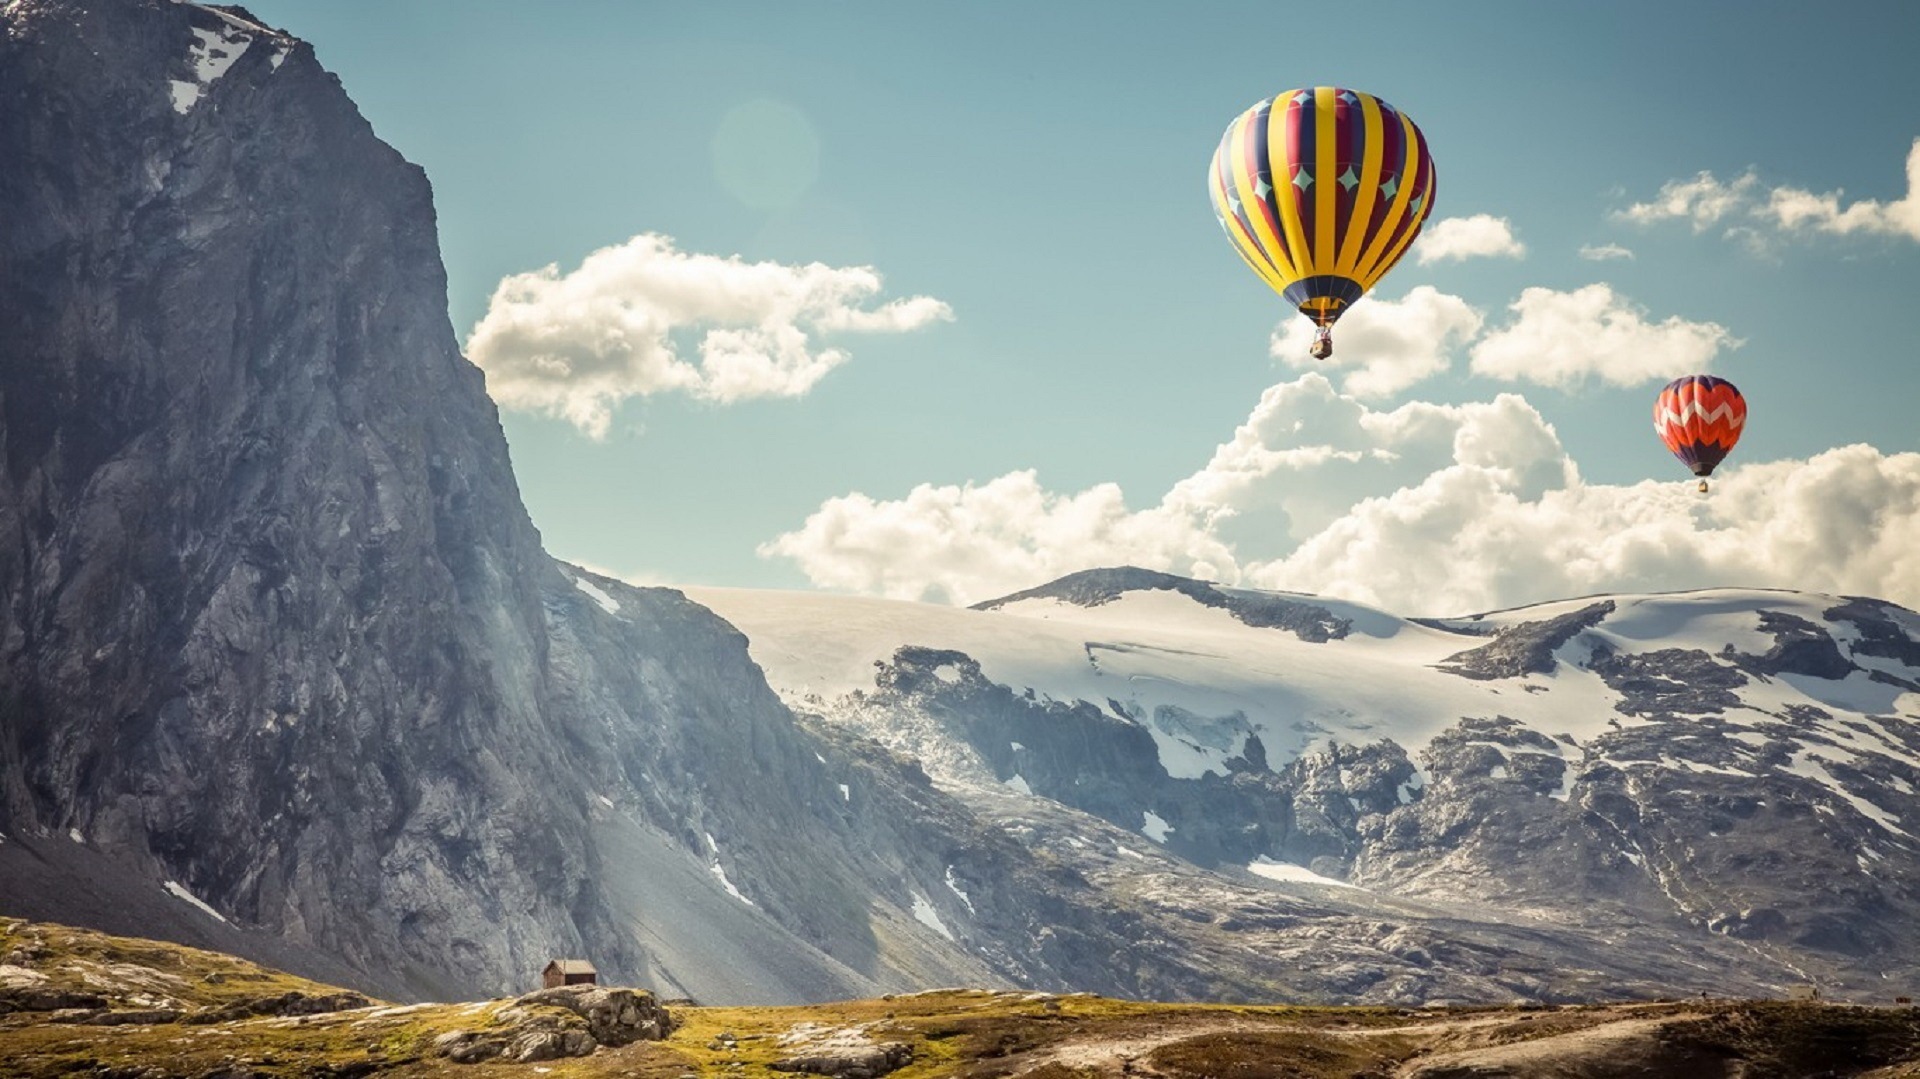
688,567 -> 1920,999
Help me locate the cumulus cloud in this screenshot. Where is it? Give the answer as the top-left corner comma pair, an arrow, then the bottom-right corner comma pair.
1468,284 -> 1737,389
1412,214 -> 1527,264
1762,138 -> 1920,240
756,471 -> 1234,607
1578,243 -> 1634,261
1617,170 -> 1759,230
764,372 -> 1920,616
1617,138 -> 1920,245
1246,443 -> 1920,616
465,233 -> 953,437
1270,286 -> 1483,398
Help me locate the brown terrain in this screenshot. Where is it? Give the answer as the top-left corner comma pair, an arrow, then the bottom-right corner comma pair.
4,917 -> 1919,1078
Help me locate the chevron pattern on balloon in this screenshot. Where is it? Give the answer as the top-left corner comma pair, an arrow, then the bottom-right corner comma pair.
1654,375 -> 1747,477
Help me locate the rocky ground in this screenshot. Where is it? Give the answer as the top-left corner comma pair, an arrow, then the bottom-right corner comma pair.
5,918 -> 1920,1079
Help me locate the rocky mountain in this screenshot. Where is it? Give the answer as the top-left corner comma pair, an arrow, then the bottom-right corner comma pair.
688,567 -> 1920,1001
7,0 -> 1919,1010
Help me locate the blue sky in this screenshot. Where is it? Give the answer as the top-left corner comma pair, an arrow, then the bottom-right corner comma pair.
244,1 -> 1920,614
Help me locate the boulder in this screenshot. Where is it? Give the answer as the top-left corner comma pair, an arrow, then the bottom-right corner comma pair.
771,1042 -> 913,1079
512,984 -> 674,1046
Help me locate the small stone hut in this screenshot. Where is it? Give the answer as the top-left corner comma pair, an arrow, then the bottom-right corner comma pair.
542,959 -> 598,989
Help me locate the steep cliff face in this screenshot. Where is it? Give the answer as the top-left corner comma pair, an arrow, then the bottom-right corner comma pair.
0,0 -> 613,999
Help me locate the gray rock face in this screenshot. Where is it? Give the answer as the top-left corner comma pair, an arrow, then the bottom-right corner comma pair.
0,0 -> 613,1000
1439,601 -> 1614,679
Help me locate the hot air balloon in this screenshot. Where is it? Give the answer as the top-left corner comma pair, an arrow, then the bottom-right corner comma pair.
1654,375 -> 1746,494
1208,86 -> 1437,360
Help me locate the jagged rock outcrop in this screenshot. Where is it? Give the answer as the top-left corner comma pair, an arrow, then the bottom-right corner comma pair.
1439,601 -> 1613,679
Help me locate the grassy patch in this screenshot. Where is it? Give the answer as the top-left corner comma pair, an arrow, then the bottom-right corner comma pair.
8,921 -> 1920,1078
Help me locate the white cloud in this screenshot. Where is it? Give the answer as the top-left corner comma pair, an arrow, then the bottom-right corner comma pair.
764,373 -> 1920,616
1617,170 -> 1759,231
757,471 -> 1233,607
1247,443 -> 1920,617
1468,284 -> 1737,389
1270,286 -> 1483,398
1412,214 -> 1526,264
1578,243 -> 1634,261
1762,138 -> 1920,240
465,233 -> 953,438
1618,138 -> 1920,245
1164,376 -> 1571,548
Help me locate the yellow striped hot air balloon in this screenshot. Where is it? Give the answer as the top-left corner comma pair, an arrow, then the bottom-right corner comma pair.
1208,87 -> 1437,359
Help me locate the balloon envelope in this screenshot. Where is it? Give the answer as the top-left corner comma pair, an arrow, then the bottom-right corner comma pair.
1654,375 -> 1746,477
1208,87 -> 1438,328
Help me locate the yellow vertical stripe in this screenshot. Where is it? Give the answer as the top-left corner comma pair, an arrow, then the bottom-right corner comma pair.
1370,139 -> 1435,287
1353,110 -> 1418,287
1213,163 -> 1288,294
1268,96 -> 1313,288
1210,122 -> 1289,293
1334,93 -> 1384,277
1227,106 -> 1299,282
1311,87 -> 1336,277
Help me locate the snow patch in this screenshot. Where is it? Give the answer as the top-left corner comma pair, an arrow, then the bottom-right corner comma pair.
944,865 -> 975,913
1248,856 -> 1358,889
1004,774 -> 1032,795
1141,810 -> 1173,843
838,783 -> 850,802
1398,769 -> 1428,805
171,22 -> 254,114
163,881 -> 230,924
1786,750 -> 1911,838
932,664 -> 961,684
571,575 -> 621,615
68,828 -> 83,844
909,892 -> 953,940
1550,758 -> 1578,801
704,832 -> 754,905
